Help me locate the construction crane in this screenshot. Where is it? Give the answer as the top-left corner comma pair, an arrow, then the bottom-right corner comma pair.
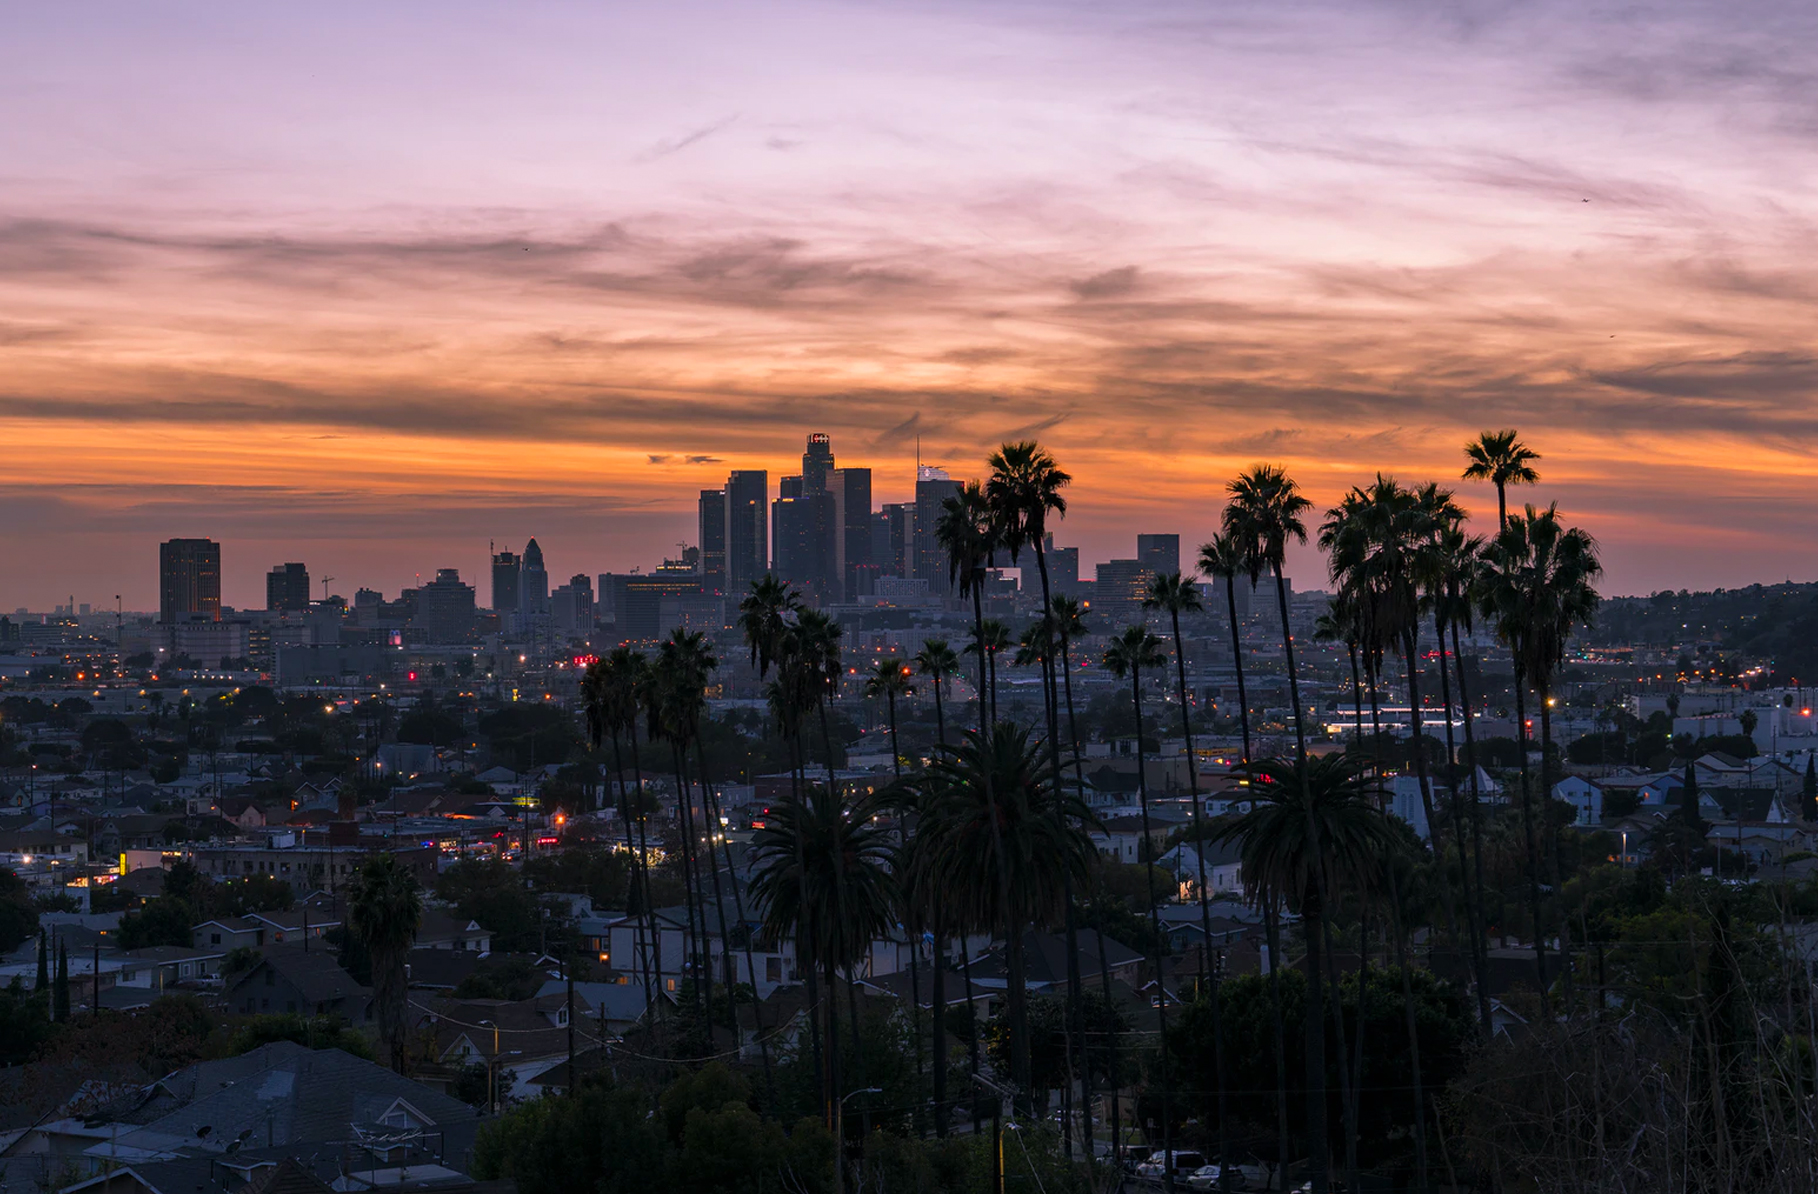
320,576 -> 336,602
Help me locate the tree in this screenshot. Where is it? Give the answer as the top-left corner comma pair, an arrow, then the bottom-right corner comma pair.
1216,754 -> 1403,1193
0,976 -> 53,1064
747,784 -> 896,1143
934,481 -> 1029,1103
1101,623 -> 1182,1190
1461,428 -> 1541,530
1805,755 -> 1817,823
0,868 -> 38,953
346,853 -> 421,1072
54,937 -> 70,1021
912,639 -> 961,746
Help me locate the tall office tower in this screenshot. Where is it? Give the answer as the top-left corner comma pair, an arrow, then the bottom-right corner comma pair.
1043,536 -> 1081,595
159,538 -> 221,624
551,573 -> 595,634
913,467 -> 963,594
491,550 -> 521,613
698,488 -> 727,592
772,489 -> 836,603
802,432 -> 835,492
724,470 -> 769,593
519,538 -> 550,614
1096,558 -> 1156,628
879,503 -> 914,578
415,568 -> 477,643
828,466 -> 873,601
1136,534 -> 1181,578
265,562 -> 311,612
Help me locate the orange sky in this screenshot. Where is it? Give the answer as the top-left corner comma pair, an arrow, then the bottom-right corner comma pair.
5,1 -> 1818,609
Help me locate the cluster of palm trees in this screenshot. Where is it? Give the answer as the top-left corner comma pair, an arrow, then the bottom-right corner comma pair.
566,430 -> 1599,1194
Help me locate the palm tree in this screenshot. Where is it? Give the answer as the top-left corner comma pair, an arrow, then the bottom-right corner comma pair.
1477,503 -> 1602,1012
865,659 -> 915,780
913,639 -> 961,746
739,574 -> 801,680
1198,534 -> 1255,765
1216,754 -> 1405,1192
1048,596 -> 1091,793
1462,429 -> 1541,530
582,649 -> 659,1022
1143,571 -> 1230,1181
935,482 -> 1030,1101
347,853 -> 422,1073
1436,526 -> 1495,1030
642,637 -> 714,1027
748,783 -> 898,1144
968,618 -> 1012,724
863,656 -> 924,1125
1101,624 -> 1180,1193
915,724 -> 1100,1115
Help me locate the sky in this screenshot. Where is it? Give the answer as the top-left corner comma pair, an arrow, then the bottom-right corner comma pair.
5,0 -> 1818,611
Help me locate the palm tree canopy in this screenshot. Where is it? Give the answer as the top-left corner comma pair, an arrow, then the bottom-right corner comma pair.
913,638 -> 960,683
747,787 -> 898,974
738,575 -> 802,680
1047,594 -> 1089,642
1014,617 -> 1056,669
1474,502 -> 1602,687
864,658 -> 915,703
913,724 -> 1099,934
1143,571 -> 1202,617
968,618 -> 1012,661
1461,429 -> 1541,490
1223,465 -> 1312,582
985,440 -> 1071,562
347,853 -> 423,958
1215,754 -> 1403,912
1102,624 -> 1166,679
936,482 -> 999,600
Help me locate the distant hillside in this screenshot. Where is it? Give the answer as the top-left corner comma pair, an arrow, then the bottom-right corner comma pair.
1596,582 -> 1818,680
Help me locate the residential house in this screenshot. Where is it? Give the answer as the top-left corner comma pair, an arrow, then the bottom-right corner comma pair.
223,948 -> 372,1019
1552,776 -> 1604,826
1156,839 -> 1245,898
416,908 -> 493,952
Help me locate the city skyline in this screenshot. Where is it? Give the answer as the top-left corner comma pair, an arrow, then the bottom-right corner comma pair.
8,1 -> 1818,607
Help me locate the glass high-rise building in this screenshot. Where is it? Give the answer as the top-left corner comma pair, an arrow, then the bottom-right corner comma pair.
913,468 -> 963,595
828,466 -> 872,601
519,538 -> 550,614
698,488 -> 727,592
265,562 -> 311,612
1136,534 -> 1181,578
159,538 -> 221,624
724,470 -> 769,594
491,550 -> 520,613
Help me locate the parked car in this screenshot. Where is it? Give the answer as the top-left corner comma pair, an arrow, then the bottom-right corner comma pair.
1137,1151 -> 1207,1183
1184,1162 -> 1248,1191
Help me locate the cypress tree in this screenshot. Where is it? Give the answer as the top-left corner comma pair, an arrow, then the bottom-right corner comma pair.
35,929 -> 49,992
1681,760 -> 1701,827
1804,755 -> 1816,823
54,939 -> 70,1022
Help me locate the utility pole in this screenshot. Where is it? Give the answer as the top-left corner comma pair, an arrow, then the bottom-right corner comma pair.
565,956 -> 576,1099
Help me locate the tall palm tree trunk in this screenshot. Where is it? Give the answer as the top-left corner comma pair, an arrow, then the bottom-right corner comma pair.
672,742 -> 710,1024
931,909 -> 950,1138
961,936 -> 984,1137
1511,667 -> 1551,1017
610,729 -> 657,1027
886,692 -> 928,1136
1059,625 -> 1102,1164
695,736 -> 773,1097
1129,667 -> 1177,1194
1168,605 -> 1228,1186
627,728 -> 664,1027
1222,580 -> 1253,766
784,731 -> 827,1115
1451,622 -> 1494,1031
1346,914 -> 1369,1184
1537,678 -> 1573,1006
1031,548 -> 1089,1163
969,585 -> 1028,1108
1398,628 -> 1459,948
688,733 -> 741,1038
1272,561 -> 1330,1193
1264,904 -> 1292,1190
1389,887 -> 1431,1193
1318,911 -> 1357,1193
1433,615 -> 1491,1032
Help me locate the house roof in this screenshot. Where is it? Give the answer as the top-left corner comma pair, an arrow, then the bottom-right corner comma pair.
227,947 -> 369,1007
102,1043 -> 478,1159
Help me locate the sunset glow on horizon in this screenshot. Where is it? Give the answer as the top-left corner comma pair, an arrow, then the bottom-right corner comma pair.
6,0 -> 1818,608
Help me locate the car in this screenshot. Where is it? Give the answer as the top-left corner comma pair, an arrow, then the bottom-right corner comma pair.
1184,1163 -> 1248,1191
1136,1151 -> 1207,1183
